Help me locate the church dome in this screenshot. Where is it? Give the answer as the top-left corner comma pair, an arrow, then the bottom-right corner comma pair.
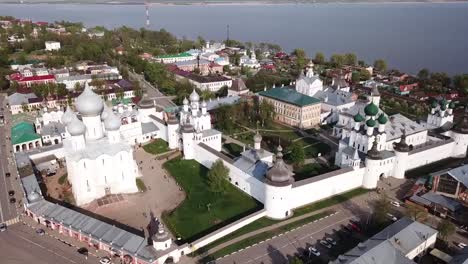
265,145 -> 294,184
189,89 -> 200,102
431,100 -> 438,109
201,100 -> 207,108
67,116 -> 86,136
441,104 -> 447,111
353,113 -> 364,122
61,107 -> 75,124
75,85 -> 104,116
183,97 -> 189,105
254,132 -> 262,143
366,119 -> 376,127
377,114 -> 388,125
100,105 -> 111,120
104,112 -> 121,131
449,102 -> 456,109
364,102 -> 379,116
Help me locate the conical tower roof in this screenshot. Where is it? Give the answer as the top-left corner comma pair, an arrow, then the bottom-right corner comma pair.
394,131 -> 410,152
265,145 -> 294,186
367,140 -> 382,160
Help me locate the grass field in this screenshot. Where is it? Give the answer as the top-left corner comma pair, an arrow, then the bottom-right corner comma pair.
142,139 -> 170,155
162,158 -> 261,242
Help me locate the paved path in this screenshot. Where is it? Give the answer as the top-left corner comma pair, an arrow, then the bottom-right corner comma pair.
129,71 -> 177,109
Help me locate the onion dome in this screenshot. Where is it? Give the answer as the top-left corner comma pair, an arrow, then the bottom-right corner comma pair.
366,119 -> 376,127
353,113 -> 364,122
254,131 -> 262,143
61,107 -> 75,124
364,102 -> 379,116
440,99 -> 447,106
394,131 -> 410,152
189,89 -> 200,102
449,102 -> 456,109
367,140 -> 382,160
377,114 -> 388,125
153,223 -> 169,242
265,145 -> 294,185
67,116 -> 86,136
75,85 -> 104,116
183,97 -> 189,105
100,105 -> 111,121
104,111 -> 121,131
201,100 -> 207,108
440,104 -> 447,111
431,100 -> 438,108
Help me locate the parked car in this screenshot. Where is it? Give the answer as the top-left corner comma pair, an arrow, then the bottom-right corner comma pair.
320,240 -> 332,249
36,228 -> 45,236
8,190 -> 14,196
325,237 -> 337,245
77,247 -> 88,255
0,223 -> 6,232
387,213 -> 398,222
349,223 -> 361,232
390,201 -> 400,207
458,243 -> 467,249
308,247 -> 320,257
99,257 -> 112,264
9,197 -> 16,204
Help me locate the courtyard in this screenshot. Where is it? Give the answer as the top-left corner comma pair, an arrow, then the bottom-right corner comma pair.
80,147 -> 185,235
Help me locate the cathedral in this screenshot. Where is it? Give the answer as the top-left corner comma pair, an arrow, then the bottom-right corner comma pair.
62,86 -> 139,205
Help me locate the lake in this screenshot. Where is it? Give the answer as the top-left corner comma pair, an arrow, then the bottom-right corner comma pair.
1,3 -> 467,75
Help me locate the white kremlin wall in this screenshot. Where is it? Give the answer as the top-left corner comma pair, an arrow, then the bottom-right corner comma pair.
150,115 -> 168,141
290,167 -> 364,209
406,139 -> 455,170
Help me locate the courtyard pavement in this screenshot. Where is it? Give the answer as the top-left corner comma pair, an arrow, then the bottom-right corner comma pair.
84,146 -> 185,238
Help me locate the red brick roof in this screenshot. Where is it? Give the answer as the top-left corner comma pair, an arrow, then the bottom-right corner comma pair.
17,75 -> 55,83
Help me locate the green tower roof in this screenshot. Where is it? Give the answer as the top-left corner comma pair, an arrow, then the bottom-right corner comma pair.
364,102 -> 379,116
366,119 -> 376,127
449,102 -> 456,109
377,114 -> 388,125
354,113 -> 364,122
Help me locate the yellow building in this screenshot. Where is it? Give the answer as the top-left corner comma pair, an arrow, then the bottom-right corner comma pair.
258,87 -> 321,129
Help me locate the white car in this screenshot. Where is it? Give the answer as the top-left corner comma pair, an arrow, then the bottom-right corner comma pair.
387,213 -> 398,222
458,243 -> 467,249
390,201 -> 400,207
308,246 -> 320,257
99,257 -> 112,264
0,223 -> 6,232
325,237 -> 337,245
320,240 -> 332,248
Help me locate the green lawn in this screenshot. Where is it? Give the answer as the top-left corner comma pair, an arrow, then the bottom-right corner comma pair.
293,163 -> 336,181
142,139 -> 170,155
223,143 -> 244,157
162,158 -> 261,242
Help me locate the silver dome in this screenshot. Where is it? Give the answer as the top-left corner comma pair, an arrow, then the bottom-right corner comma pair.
75,85 -> 104,116
189,89 -> 200,102
67,116 -> 86,136
104,112 -> 121,131
61,107 -> 75,124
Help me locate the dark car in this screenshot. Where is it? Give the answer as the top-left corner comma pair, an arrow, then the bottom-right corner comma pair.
9,197 -> 16,204
5,172 -> 10,178
8,190 -> 14,196
77,247 -> 88,256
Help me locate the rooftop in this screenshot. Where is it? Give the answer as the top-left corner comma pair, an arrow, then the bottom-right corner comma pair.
156,52 -> 193,59
258,87 -> 321,107
11,121 -> 41,145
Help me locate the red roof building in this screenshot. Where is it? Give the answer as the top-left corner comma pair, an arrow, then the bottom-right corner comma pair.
15,75 -> 56,87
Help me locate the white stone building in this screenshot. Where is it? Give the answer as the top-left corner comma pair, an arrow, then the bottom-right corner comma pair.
45,41 -> 61,51
240,51 -> 260,69
62,86 -> 139,205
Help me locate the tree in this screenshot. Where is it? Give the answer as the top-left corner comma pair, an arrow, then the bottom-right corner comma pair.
330,54 -> 345,68
258,100 -> 275,127
373,59 -> 387,73
289,256 -> 304,264
373,193 -> 390,226
314,52 -> 325,64
437,219 -> 455,241
418,68 -> 430,80
405,203 -> 428,221
344,53 -> 357,66
289,142 -> 305,166
207,160 -> 230,194
293,48 -> 307,69
360,69 -> 372,81
454,74 -> 468,94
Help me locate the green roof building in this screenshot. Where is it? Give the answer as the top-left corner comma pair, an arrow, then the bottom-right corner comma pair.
258,87 -> 322,128
155,52 -> 195,63
11,121 -> 42,152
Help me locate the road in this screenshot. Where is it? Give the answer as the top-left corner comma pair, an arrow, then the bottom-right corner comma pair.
0,94 -> 19,226
0,223 -> 99,264
129,71 -> 177,109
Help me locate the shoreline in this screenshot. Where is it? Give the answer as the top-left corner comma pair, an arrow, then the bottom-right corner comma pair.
1,1 -> 468,6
